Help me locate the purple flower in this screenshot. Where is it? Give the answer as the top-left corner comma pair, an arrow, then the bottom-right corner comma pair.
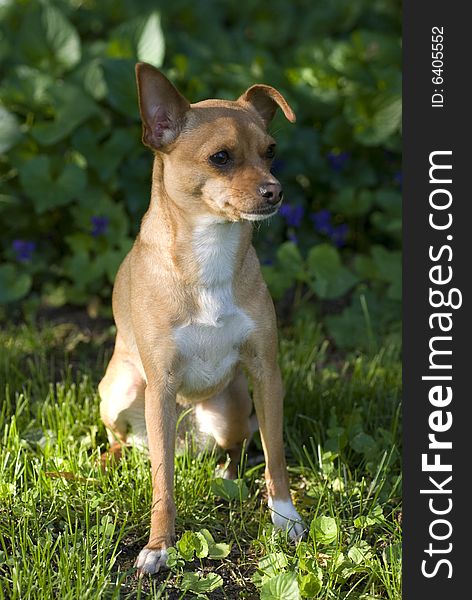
12,240 -> 36,263
327,151 -> 351,172
287,231 -> 298,245
262,257 -> 274,266
393,171 -> 402,187
279,204 -> 305,228
90,215 -> 109,237
329,224 -> 349,248
310,209 -> 332,233
311,211 -> 349,246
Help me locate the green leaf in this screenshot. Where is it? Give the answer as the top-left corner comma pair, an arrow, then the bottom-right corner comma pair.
94,250 -> 126,284
350,432 -> 377,456
348,541 -> 373,565
196,529 -> 231,559
72,127 -> 136,182
102,59 -> 139,118
31,83 -> 98,146
325,290 -> 400,351
298,554 -> 324,588
335,557 -> 358,581
19,4 -> 81,75
258,552 -> 288,576
210,477 -> 249,501
176,531 -> 198,561
277,242 -> 305,281
73,59 -> 107,101
0,264 -> 32,303
346,92 -> 402,147
66,229 -> 98,254
98,515 -> 115,539
175,530 -> 210,561
354,505 -> 384,529
207,542 -> 231,559
371,245 -> 402,299
194,531 -> 209,559
310,516 -> 338,545
198,573 -> 223,592
307,244 -> 358,299
165,547 -> 185,569
353,256 -> 378,280
325,302 -> 369,351
0,66 -> 54,112
262,242 -> 305,300
354,514 -> 377,529
331,188 -> 373,217
137,12 -> 165,66
106,14 -> 164,62
260,572 -> 301,600
299,572 -> 322,598
42,4 -> 81,71
181,571 -> 223,593
62,251 -> 104,291
374,190 -> 402,216
198,528 -> 215,546
261,265 -> 293,300
106,20 -> 137,59
372,94 -> 402,141
0,106 -> 22,153
325,425 -> 348,453
180,571 -> 200,589
351,31 -> 401,65
370,212 -> 402,240
371,246 -> 401,282
19,156 -> 87,213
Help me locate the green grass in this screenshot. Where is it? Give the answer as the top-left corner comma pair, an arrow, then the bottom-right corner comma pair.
0,320 -> 401,599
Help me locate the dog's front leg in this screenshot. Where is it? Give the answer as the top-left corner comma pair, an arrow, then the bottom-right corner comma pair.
244,346 -> 305,540
134,376 -> 177,575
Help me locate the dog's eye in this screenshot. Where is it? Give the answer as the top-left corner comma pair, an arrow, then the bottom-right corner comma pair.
265,145 -> 276,159
209,151 -> 230,166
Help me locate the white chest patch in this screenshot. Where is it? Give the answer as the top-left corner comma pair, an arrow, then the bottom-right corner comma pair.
174,219 -> 254,395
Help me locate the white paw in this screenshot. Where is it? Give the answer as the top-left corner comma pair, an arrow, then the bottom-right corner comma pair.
268,498 -> 306,540
134,547 -> 169,576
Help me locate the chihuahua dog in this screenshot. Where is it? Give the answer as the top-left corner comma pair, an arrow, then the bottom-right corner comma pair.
99,63 -> 304,575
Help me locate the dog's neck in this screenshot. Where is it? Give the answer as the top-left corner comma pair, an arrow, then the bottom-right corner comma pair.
139,156 -> 253,286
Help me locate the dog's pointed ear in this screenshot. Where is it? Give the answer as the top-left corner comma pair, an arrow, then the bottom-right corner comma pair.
238,84 -> 296,127
135,63 -> 190,150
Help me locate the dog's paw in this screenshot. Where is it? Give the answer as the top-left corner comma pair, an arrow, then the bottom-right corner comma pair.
269,498 -> 307,541
134,547 -> 169,576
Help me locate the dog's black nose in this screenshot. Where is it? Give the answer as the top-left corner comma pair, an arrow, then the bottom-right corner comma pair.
259,182 -> 283,206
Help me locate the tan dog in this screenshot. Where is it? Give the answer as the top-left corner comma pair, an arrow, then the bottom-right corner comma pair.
99,63 -> 304,575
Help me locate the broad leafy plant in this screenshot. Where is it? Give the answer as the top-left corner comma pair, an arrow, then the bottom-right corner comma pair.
0,0 -> 401,350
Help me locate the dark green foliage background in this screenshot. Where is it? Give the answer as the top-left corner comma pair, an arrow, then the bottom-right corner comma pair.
0,0 -> 401,351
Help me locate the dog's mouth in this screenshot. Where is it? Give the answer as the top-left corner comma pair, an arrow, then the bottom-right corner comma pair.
239,203 -> 281,222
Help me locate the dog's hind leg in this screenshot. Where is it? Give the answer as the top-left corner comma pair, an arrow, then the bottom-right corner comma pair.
195,368 -> 257,478
99,334 -> 147,449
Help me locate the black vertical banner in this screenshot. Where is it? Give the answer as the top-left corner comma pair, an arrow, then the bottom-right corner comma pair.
404,2 -> 471,598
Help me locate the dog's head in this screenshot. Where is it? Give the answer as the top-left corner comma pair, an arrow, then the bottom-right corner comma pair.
135,63 -> 296,222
